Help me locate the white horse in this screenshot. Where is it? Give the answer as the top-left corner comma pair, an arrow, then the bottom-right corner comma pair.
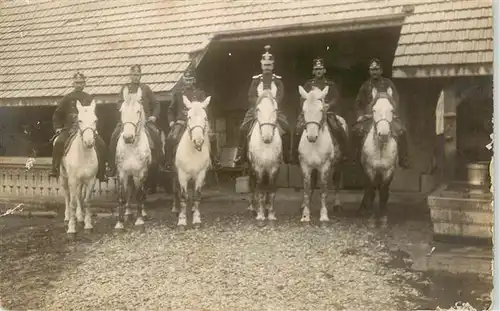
114,86 -> 151,230
59,100 -> 98,236
247,89 -> 282,222
297,85 -> 343,223
172,95 -> 212,228
360,87 -> 398,227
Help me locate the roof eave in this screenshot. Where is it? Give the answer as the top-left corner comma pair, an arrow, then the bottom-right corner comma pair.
212,12 -> 407,42
392,63 -> 494,79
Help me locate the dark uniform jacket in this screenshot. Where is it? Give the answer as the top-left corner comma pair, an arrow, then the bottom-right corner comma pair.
168,86 -> 206,125
302,77 -> 340,113
119,83 -> 160,119
53,90 -> 94,130
355,77 -> 400,117
248,73 -> 284,107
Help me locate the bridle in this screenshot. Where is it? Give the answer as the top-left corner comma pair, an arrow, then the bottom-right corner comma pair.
121,104 -> 143,140
255,98 -> 278,135
187,117 -> 208,141
303,98 -> 327,133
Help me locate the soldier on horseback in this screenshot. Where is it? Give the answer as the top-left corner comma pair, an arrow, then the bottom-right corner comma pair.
107,64 -> 164,177
291,57 -> 350,164
353,58 -> 411,168
233,45 -> 291,165
50,72 -> 108,182
164,63 -> 221,171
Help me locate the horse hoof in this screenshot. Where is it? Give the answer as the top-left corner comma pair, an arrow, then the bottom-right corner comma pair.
193,223 -> 201,230
332,205 -> 343,213
177,225 -> 186,231
84,227 -> 93,232
256,220 -> 266,228
320,222 -> 329,229
66,232 -> 76,241
114,222 -> 125,230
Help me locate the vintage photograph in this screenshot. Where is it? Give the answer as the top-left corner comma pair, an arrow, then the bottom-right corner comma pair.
0,0 -> 494,310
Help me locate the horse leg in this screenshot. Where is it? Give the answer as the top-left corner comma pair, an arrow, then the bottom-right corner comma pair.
300,165 -> 312,223
331,162 -> 342,213
134,177 -> 146,227
83,178 -> 96,230
192,169 -> 207,228
67,180 -> 79,235
319,164 -> 331,222
171,177 -> 179,213
114,176 -> 126,230
255,173 -> 266,221
76,183 -> 84,223
124,176 -> 134,222
62,176 -> 70,222
378,174 -> 393,228
266,169 -> 279,221
247,171 -> 257,214
177,170 -> 189,227
365,182 -> 377,228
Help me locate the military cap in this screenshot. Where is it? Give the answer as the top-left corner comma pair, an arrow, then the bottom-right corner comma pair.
369,58 -> 382,69
130,64 -> 142,73
260,45 -> 274,65
313,57 -> 325,69
73,71 -> 85,81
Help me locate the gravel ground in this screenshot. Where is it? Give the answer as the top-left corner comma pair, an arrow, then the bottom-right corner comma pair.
0,198 -> 488,310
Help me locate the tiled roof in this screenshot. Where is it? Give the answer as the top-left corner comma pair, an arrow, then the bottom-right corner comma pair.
0,0 -> 408,99
393,0 -> 493,70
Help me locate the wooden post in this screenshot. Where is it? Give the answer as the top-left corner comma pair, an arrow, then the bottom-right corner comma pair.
442,84 -> 459,181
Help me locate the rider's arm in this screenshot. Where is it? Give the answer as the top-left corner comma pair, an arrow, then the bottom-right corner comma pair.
326,82 -> 340,113
167,92 -> 180,127
247,79 -> 259,106
275,78 -> 285,106
52,95 -> 68,131
145,84 -> 160,119
354,83 -> 368,119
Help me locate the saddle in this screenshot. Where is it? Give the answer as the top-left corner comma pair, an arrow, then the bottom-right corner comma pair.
62,130 -> 79,157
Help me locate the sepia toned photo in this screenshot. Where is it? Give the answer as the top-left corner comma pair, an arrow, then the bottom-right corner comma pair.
0,0 -> 494,310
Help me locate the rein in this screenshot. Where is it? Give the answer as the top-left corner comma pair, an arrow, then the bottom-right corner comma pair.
255,96 -> 278,134
121,108 -> 143,140
303,98 -> 327,133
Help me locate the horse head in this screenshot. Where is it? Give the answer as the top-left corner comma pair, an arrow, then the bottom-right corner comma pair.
75,100 -> 97,149
298,85 -> 329,143
371,87 -> 395,144
120,86 -> 145,144
183,95 -> 211,151
255,89 -> 278,144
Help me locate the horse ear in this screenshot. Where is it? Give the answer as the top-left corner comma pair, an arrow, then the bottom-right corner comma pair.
76,100 -> 83,111
387,87 -> 393,98
321,85 -> 329,99
371,87 -> 377,99
122,86 -> 129,99
298,85 -> 308,99
257,88 -> 263,97
137,86 -> 143,101
90,100 -> 96,110
201,96 -> 211,109
183,95 -> 192,109
271,86 -> 277,99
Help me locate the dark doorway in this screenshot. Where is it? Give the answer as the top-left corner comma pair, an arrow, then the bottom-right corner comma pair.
197,26 -> 402,189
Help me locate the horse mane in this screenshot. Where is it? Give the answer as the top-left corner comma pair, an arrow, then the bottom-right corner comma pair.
256,90 -> 276,107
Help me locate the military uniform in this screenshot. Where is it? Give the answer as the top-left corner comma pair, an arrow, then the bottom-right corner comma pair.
107,65 -> 163,176
292,58 -> 349,164
234,45 -> 291,165
353,58 -> 410,168
50,72 -> 107,181
165,68 -> 221,170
